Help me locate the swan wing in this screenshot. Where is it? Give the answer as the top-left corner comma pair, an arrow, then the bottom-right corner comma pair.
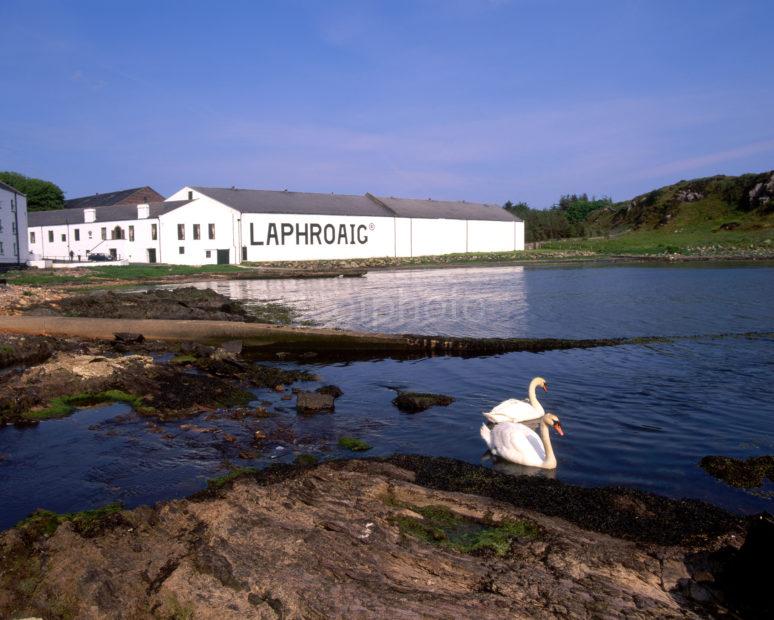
484,398 -> 541,423
491,422 -> 546,467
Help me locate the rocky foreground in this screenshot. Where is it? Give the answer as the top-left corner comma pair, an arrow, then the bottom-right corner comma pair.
0,457 -> 768,619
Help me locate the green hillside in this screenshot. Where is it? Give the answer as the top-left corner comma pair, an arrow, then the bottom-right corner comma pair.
541,170 -> 774,255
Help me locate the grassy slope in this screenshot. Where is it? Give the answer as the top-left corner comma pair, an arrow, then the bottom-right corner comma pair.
543,171 -> 774,255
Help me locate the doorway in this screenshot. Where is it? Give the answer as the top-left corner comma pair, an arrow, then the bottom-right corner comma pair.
147,249 -> 157,263
216,249 -> 230,264
109,248 -> 117,260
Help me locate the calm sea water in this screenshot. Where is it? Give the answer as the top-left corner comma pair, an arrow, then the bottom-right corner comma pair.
1,264 -> 772,530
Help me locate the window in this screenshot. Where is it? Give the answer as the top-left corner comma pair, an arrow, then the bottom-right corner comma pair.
205,250 -> 211,258
0,242 -> 4,255
74,229 -> 80,241
208,223 -> 215,239
61,234 -> 66,242
193,224 -> 200,240
101,227 -> 106,240
88,230 -> 93,240
30,231 -> 35,244
13,242 -> 17,256
48,230 -> 54,242
128,225 -> 134,242
151,224 -> 158,240
179,246 -> 185,254
10,200 -> 15,212
111,226 -> 123,240
177,224 -> 185,240
0,220 -> 3,232
12,222 -> 16,233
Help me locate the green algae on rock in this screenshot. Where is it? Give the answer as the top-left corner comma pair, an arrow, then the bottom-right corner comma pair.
338,436 -> 372,452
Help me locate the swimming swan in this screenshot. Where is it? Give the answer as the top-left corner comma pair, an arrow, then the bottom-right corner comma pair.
480,413 -> 564,469
483,377 -> 548,424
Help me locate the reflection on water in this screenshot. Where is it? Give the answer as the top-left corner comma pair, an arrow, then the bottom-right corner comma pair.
173,263 -> 774,338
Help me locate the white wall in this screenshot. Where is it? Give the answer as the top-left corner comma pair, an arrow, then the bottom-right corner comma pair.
28,216 -> 161,263
25,185 -> 524,265
242,214 -> 395,262
157,199 -> 240,265
0,186 -> 28,264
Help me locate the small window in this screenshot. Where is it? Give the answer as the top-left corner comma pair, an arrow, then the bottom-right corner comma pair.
179,246 -> 185,254
177,224 -> 185,240
48,230 -> 54,242
208,223 -> 215,239
0,242 -> 4,255
101,227 -> 106,240
30,231 -> 36,244
0,220 -> 3,233
193,224 -> 200,240
61,234 -> 66,242
13,242 -> 18,256
205,250 -> 211,258
128,225 -> 135,241
12,222 -> 16,233
74,229 -> 80,241
151,223 -> 158,240
10,200 -> 16,212
88,230 -> 93,239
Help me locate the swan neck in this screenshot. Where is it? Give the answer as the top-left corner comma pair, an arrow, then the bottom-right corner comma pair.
540,419 -> 556,467
528,380 -> 543,411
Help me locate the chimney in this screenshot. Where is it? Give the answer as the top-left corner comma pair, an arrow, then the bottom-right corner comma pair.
137,203 -> 150,219
84,208 -> 96,223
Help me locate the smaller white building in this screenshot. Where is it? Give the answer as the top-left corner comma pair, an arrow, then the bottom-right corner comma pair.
0,181 -> 28,266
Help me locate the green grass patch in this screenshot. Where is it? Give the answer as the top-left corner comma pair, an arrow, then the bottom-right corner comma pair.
294,453 -> 320,466
24,389 -> 152,420
17,502 -> 123,539
170,354 -> 197,364
206,467 -> 258,489
393,503 -> 538,556
338,436 -> 372,452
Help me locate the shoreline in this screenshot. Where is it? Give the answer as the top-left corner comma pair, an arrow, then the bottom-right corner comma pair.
0,456 -> 765,618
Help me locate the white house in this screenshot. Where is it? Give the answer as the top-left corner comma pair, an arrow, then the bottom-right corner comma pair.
27,186 -> 524,265
0,181 -> 28,266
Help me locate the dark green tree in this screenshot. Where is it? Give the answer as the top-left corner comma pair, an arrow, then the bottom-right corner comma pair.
0,171 -> 64,211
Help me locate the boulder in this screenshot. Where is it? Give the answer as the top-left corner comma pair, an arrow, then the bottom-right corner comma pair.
392,391 -> 454,413
296,391 -> 335,413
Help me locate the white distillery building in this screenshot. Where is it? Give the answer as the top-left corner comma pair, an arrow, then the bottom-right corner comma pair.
0,181 -> 29,266
27,187 -> 523,265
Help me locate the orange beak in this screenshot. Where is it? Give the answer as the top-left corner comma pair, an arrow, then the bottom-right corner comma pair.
553,421 -> 564,436
542,383 -> 549,392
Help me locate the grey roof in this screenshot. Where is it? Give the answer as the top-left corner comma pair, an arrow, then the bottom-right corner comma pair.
28,201 -> 190,227
0,180 -> 25,196
64,186 -> 164,210
194,187 -> 390,218
373,195 -> 518,222
195,186 -> 518,222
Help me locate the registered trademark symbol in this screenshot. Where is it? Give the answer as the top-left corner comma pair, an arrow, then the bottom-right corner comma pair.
369,223 -> 375,231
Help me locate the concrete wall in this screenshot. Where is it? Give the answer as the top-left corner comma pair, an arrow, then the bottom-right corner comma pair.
0,186 -> 28,264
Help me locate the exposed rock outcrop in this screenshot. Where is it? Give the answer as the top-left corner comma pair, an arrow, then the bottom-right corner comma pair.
0,459 -> 749,619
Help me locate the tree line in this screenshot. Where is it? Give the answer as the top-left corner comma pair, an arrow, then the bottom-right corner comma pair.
504,194 -> 613,243
0,171 -> 64,211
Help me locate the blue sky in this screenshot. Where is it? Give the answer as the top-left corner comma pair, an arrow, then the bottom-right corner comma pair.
1,0 -> 773,208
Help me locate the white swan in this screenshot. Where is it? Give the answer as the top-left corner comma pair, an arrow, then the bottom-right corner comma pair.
483,377 -> 548,424
480,413 -> 564,469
